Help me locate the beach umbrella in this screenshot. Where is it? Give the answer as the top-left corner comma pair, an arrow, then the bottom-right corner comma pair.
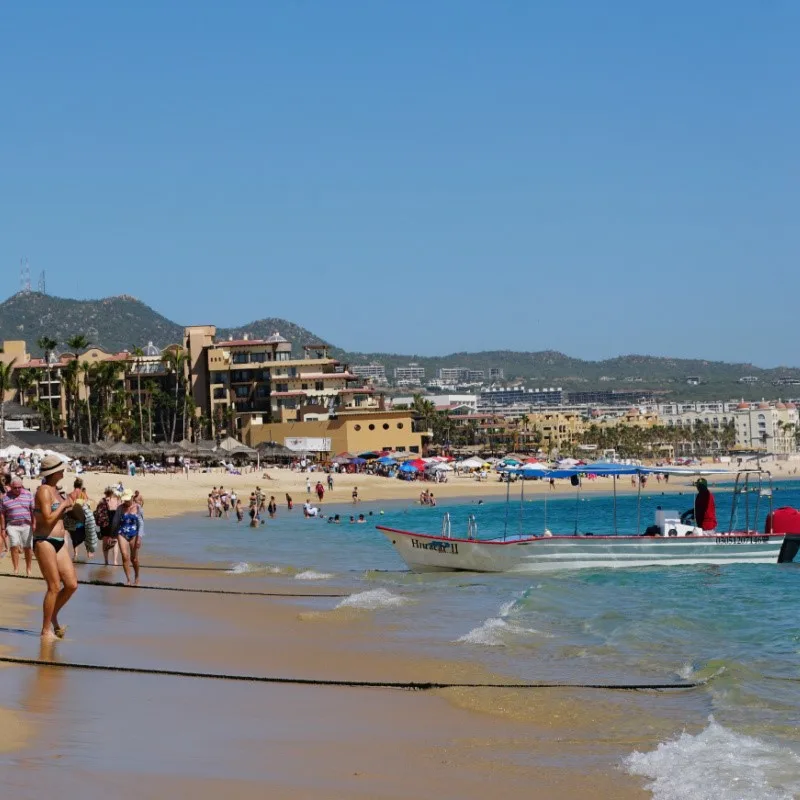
377,456 -> 397,465
350,456 -> 367,465
399,462 -> 418,473
358,451 -> 380,460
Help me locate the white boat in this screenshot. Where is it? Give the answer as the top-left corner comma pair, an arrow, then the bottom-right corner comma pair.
377,467 -> 793,573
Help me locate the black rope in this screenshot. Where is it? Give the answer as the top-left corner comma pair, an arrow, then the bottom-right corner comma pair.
0,573 -> 349,598
0,656 -> 704,691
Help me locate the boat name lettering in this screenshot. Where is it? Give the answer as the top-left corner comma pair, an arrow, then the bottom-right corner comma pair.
715,536 -> 761,545
411,539 -> 459,555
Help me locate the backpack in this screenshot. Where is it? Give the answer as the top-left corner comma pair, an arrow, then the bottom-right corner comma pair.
94,499 -> 111,530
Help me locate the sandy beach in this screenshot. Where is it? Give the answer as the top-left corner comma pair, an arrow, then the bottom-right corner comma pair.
3,463 -> 794,797
69,463 -> 730,520
0,463 -> 685,797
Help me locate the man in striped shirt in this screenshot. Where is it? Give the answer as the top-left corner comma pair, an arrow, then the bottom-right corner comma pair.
0,477 -> 36,576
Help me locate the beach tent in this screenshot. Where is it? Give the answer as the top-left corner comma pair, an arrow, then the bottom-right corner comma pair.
426,462 -> 453,472
458,457 -> 485,470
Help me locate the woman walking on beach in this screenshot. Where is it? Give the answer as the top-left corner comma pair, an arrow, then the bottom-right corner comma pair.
94,487 -> 119,566
113,491 -> 142,586
32,455 -> 78,640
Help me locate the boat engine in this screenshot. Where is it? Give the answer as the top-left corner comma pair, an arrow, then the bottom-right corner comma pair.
768,507 -> 800,563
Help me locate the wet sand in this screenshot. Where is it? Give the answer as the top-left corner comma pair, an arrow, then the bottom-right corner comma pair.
0,557 -> 662,798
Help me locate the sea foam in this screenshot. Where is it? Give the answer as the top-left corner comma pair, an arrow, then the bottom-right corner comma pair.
456,597 -> 543,647
294,570 -> 334,581
335,589 -> 408,610
226,562 -> 284,575
623,717 -> 800,800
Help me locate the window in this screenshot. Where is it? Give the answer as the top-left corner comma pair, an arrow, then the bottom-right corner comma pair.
369,424 -> 375,430
275,383 -> 289,393
354,424 -> 361,431
397,423 -> 404,429
288,367 -> 298,377
383,423 -> 389,430
315,382 -> 324,391
301,384 -> 308,390
232,353 -> 249,364
410,446 -> 420,453
235,386 -> 249,398
213,388 -> 226,399
256,385 -> 269,398
250,352 -> 266,363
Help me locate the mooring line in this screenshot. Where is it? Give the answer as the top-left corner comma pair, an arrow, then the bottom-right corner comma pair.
0,573 -> 349,598
0,656 -> 703,691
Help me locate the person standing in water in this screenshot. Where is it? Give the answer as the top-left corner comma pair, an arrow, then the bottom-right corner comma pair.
113,491 -> 142,586
32,455 -> 78,640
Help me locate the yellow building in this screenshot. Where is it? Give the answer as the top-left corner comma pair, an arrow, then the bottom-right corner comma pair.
523,411 -> 587,451
241,409 -> 424,455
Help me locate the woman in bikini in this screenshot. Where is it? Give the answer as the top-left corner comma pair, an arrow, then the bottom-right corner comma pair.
33,455 -> 78,641
113,491 -> 142,586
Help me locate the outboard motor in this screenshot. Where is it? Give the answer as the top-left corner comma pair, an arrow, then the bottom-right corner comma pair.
768,507 -> 800,563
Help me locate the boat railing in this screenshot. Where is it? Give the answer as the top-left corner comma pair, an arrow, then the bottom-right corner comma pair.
728,469 -> 774,534
440,512 -> 451,539
467,514 -> 478,540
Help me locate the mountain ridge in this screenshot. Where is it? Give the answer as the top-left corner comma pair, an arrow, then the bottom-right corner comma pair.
1,293 -> 799,399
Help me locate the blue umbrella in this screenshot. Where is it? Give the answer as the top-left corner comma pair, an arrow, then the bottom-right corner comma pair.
350,457 -> 367,465
377,456 -> 397,465
398,462 -> 418,473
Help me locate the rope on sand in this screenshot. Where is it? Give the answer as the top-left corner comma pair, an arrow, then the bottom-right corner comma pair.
0,573 -> 349,598
0,656 -> 706,692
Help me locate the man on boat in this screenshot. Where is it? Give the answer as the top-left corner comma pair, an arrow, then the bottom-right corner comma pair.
693,478 -> 717,534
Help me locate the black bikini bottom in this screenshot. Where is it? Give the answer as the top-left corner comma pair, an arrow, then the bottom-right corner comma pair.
33,537 -> 66,554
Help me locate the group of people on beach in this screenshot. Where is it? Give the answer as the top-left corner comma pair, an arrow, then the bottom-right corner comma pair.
0,454 -> 146,641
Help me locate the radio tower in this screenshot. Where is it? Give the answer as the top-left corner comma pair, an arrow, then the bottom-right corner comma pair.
20,258 -> 31,293
38,270 -> 47,294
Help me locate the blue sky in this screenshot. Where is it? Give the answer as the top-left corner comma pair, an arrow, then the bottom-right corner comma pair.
1,2 -> 797,365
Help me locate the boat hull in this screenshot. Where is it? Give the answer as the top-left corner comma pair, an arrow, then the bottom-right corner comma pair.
376,527 -> 786,573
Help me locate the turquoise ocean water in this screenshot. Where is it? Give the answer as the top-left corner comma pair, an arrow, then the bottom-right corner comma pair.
145,481 -> 800,800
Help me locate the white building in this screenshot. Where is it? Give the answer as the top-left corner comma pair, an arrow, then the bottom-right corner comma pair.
394,363 -> 425,382
352,363 -> 387,381
390,394 -> 478,413
733,401 -> 798,453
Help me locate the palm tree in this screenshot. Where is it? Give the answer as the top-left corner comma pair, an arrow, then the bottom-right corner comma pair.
130,347 -> 146,443
14,367 -> 37,406
0,356 -> 17,446
65,334 -> 91,442
161,349 -> 188,442
81,362 -> 96,444
37,336 -> 58,434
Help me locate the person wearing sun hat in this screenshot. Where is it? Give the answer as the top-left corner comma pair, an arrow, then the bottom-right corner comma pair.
112,489 -> 142,586
32,454 -> 79,640
693,477 -> 717,534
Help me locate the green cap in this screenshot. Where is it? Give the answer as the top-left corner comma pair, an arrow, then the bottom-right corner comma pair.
694,477 -> 708,488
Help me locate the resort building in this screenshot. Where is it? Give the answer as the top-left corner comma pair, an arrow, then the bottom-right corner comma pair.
522,411 -> 587,452
183,327 -> 380,436
732,402 -> 798,453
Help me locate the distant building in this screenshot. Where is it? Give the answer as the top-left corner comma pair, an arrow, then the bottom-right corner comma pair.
394,363 -> 425,382
479,386 -> 563,411
566,389 -> 655,406
686,376 -> 701,386
739,376 -> 760,384
489,368 -> 504,381
352,363 -> 387,383
437,367 -> 465,382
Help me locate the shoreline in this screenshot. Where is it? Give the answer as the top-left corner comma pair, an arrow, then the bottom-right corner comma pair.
58,465 -> 799,522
